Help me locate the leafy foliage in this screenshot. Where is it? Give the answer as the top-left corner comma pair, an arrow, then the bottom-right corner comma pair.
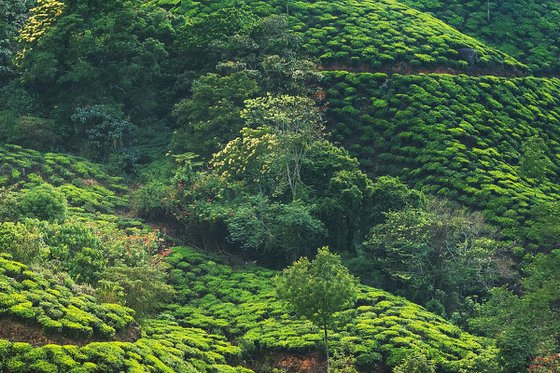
15,184 -> 67,222
100,265 -> 175,319
170,121 -> 417,261
71,105 -> 135,162
472,249 -> 560,372
0,320 -> 249,372
0,254 -> 135,340
324,71 -> 560,243
151,0 -> 524,72
276,247 -> 358,369
360,198 -> 510,320
0,0 -> 34,83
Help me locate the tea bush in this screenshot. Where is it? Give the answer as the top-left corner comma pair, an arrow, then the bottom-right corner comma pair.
0,145 -> 128,216
0,255 -> 135,340
403,0 -> 560,73
0,320 -> 250,372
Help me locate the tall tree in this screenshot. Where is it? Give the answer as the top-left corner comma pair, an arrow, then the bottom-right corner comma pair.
276,247 -> 358,371
360,198 -> 510,318
472,249 -> 560,372
0,0 -> 34,83
241,95 -> 324,200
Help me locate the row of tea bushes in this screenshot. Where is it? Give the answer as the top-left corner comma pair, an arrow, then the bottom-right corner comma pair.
402,0 -> 560,73
0,320 -> 250,372
0,254 -> 135,341
0,145 -> 128,215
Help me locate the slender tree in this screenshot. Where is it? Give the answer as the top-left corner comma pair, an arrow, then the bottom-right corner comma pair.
276,247 -> 358,372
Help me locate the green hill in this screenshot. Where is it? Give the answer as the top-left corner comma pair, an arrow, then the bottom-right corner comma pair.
165,246 -> 497,372
0,255 -> 248,372
3,0 -> 560,370
324,71 -> 560,238
0,241 -> 499,372
0,146 -> 499,371
0,323 -> 247,372
402,0 -> 560,73
151,0 -> 525,73
0,254 -> 136,343
0,144 -> 128,218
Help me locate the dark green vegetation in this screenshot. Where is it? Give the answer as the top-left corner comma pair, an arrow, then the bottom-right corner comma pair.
2,0 -> 560,371
402,0 -> 560,73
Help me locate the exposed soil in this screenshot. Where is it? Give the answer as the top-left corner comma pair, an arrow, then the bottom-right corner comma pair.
319,60 -> 529,77
0,316 -> 141,346
247,351 -> 328,373
246,351 -> 389,373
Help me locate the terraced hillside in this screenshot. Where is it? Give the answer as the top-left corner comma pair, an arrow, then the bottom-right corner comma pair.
0,144 -> 128,217
0,254 -> 248,372
165,247 -> 497,372
151,0 -> 525,74
323,72 -> 560,237
148,0 -> 560,240
0,243 -> 499,372
0,146 -> 252,372
0,254 -> 137,344
4,0 -> 560,370
402,0 -> 560,73
0,146 -> 499,371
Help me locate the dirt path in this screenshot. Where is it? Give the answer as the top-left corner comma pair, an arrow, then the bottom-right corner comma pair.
319,60 -> 533,77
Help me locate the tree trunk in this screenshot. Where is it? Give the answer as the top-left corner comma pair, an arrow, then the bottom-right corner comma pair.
323,324 -> 330,373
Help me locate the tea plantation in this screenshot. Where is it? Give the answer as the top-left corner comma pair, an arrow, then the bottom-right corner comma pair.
324,71 -> 560,238
402,0 -> 560,73
165,247 -> 498,372
150,0 -> 525,73
3,0 -> 560,370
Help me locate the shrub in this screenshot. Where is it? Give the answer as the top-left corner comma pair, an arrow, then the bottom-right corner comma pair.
132,181 -> 170,219
100,264 -> 175,318
16,184 -> 67,222
0,221 -> 47,264
393,351 -> 435,373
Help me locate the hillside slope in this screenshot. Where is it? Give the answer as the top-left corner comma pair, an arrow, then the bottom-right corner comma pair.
165,247 -> 497,372
0,255 -> 248,372
0,146 -> 498,371
148,0 -> 560,241
151,0 -> 525,74
324,72 -> 560,237
402,0 -> 560,74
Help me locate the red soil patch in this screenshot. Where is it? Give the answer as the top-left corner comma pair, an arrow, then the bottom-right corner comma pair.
0,316 -> 141,346
319,60 -> 528,77
274,352 -> 328,373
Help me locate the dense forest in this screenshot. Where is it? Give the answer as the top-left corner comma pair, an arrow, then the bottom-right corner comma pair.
1,0 -> 560,371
